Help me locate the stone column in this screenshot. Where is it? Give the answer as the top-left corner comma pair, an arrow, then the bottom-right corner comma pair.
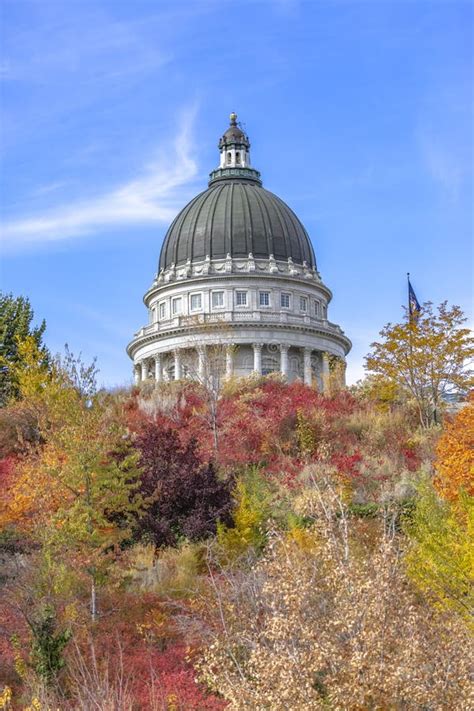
340,359 -> 347,387
174,350 -> 182,380
141,360 -> 148,382
322,351 -> 330,393
198,347 -> 206,379
253,343 -> 263,374
303,348 -> 312,386
280,344 -> 289,378
226,346 -> 234,377
134,364 -> 141,385
154,354 -> 162,382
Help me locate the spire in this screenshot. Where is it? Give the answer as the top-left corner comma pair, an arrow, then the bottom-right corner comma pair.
209,112 -> 261,186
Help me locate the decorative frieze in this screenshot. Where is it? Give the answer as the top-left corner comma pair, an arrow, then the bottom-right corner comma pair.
151,253 -> 321,289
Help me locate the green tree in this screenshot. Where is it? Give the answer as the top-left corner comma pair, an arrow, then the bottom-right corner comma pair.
365,301 -> 473,427
29,605 -> 72,686
217,468 -> 271,561
0,292 -> 48,406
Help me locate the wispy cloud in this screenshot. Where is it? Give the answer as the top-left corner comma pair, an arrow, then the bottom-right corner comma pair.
1,8 -> 170,85
1,110 -> 198,250
419,130 -> 465,203
417,84 -> 472,203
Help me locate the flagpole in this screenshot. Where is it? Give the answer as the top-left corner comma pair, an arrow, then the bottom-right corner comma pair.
406,273 -> 415,414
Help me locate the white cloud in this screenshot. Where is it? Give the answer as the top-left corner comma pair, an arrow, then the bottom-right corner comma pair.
419,131 -> 464,202
417,86 -> 472,203
1,111 -> 198,249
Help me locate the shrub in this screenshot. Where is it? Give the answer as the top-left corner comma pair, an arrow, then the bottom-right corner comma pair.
434,396 -> 474,501
125,542 -> 206,599
135,424 -> 233,548
404,479 -> 474,624
197,482 -> 472,709
217,468 -> 272,562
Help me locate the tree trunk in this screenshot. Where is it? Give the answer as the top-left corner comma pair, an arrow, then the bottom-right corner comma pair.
90,576 -> 97,622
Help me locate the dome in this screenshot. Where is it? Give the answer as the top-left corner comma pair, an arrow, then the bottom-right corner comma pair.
129,113 -> 351,387
159,113 -> 316,273
159,180 -> 316,272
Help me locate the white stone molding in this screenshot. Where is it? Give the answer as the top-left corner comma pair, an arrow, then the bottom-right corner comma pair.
151,254 -> 322,286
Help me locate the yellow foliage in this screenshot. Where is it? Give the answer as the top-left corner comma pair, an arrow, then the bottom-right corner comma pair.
217,477 -> 267,561
125,542 -> 205,599
405,481 -> 474,625
166,693 -> 178,711
0,687 -> 12,710
296,408 -> 316,456
285,525 -> 317,551
23,699 -> 58,711
434,396 -> 474,502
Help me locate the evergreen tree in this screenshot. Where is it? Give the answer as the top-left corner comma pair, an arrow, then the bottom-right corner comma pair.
0,292 -> 48,406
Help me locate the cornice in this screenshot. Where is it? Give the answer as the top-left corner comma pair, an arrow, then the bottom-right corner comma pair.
143,258 -> 333,306
127,320 -> 352,359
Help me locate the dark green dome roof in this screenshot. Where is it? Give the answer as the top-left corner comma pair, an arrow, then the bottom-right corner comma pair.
159,180 -> 316,271
158,114 -> 317,273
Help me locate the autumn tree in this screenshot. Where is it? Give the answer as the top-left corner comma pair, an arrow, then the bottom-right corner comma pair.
1,339 -> 142,620
434,395 -> 474,501
179,322 -> 235,452
365,301 -> 473,427
134,423 -> 232,548
0,293 -> 48,406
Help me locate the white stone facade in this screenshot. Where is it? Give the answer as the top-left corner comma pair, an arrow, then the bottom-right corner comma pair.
127,254 -> 351,390
127,114 -> 351,388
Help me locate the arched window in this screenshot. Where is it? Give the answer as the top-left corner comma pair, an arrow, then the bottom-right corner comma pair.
235,151 -> 241,164
262,356 -> 279,376
227,152 -> 232,165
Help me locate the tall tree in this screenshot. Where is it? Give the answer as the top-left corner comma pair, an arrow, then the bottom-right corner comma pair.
0,292 -> 48,406
365,302 -> 473,427
0,340 -> 142,620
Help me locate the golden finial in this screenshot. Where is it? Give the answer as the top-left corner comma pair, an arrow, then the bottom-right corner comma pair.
229,112 -> 237,125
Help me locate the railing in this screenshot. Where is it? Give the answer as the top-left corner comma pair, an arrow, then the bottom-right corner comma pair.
135,312 -> 345,339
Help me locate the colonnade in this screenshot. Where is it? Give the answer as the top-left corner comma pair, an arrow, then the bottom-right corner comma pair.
135,343 -> 333,389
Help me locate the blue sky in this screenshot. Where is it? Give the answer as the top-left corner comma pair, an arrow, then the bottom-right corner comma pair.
1,0 -> 472,386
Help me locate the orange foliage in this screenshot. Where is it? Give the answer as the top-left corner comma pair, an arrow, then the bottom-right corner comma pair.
434,395 -> 474,501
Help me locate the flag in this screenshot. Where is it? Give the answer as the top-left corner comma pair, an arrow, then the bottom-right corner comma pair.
407,275 -> 421,321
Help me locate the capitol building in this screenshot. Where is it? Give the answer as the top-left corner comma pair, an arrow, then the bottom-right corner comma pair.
127,114 -> 351,389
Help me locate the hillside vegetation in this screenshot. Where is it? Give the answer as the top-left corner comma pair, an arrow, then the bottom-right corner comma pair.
0,296 -> 473,710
